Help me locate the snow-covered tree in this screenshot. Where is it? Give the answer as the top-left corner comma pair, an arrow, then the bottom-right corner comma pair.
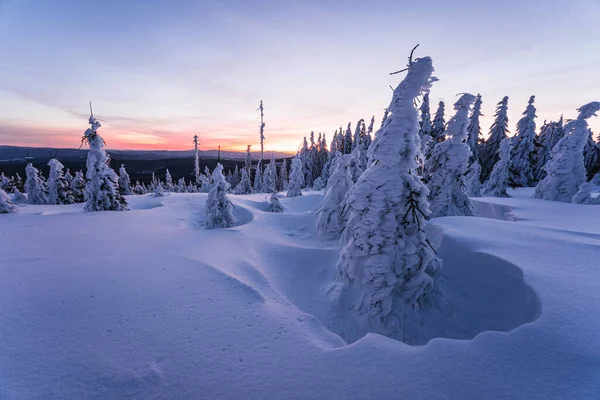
343,122 -> 353,154
263,154 -> 277,193
534,102 -> 600,202
584,129 -> 599,179
235,167 -> 252,195
267,192 -> 284,213
480,96 -> 509,182
231,165 -> 241,189
534,120 -> 552,182
352,119 -> 364,151
47,159 -> 74,205
466,94 -> 483,162
0,188 -> 18,213
364,116 -> 375,150
133,180 -> 144,195
427,93 -> 476,218
165,169 -> 174,192
244,145 -> 253,183
431,100 -> 446,142
316,154 -> 354,237
509,95 -> 537,187
313,176 -> 324,190
482,137 -> 511,197
419,91 -> 433,137
330,56 -> 441,340
193,134 -> 201,186
253,160 -> 263,193
572,173 -> 600,205
64,169 -> 74,186
12,188 -> 27,202
14,173 -> 24,192
25,163 -> 47,204
465,161 -> 482,197
82,114 -> 127,212
279,158 -> 288,191
71,171 -> 86,202
118,165 -> 133,195
0,173 -> 10,191
206,163 -> 235,229
287,156 -> 304,197
299,137 -> 314,187
320,136 -> 339,185
176,178 -> 187,193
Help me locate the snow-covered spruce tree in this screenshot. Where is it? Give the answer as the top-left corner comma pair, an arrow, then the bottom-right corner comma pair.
263,154 -> 277,193
199,175 -> 210,193
313,176 -> 324,190
480,96 -> 509,182
320,135 -> 339,185
165,169 -> 174,192
584,129 -> 599,179
133,180 -> 144,195
534,120 -> 553,182
267,192 -> 284,213
465,161 -> 482,197
14,173 -> 24,192
0,173 -> 10,191
287,156 -> 304,197
278,158 -> 288,191
299,137 -> 314,188
177,178 -> 187,193
482,137 -> 511,197
572,173 -> 600,205
352,119 -> 364,151
193,134 -> 201,187
0,188 -> 18,213
533,102 -> 600,202
364,116 -> 374,150
550,116 -> 565,150
343,122 -> 353,154
64,169 -> 74,186
316,154 -> 355,237
419,91 -> 433,138
235,168 -> 252,195
427,93 -> 476,218
25,163 -> 47,204
71,170 -> 86,202
47,159 -> 74,205
82,115 -> 127,212
205,163 -> 235,229
509,95 -> 537,187
118,164 -> 133,195
431,100 -> 446,142
330,56 -> 441,340
244,145 -> 253,183
253,160 -> 263,193
466,94 -> 483,163
231,165 -> 241,189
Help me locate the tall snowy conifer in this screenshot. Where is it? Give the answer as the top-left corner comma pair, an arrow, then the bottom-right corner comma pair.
465,161 -> 482,197
253,160 -> 263,193
343,123 -> 353,154
316,154 -> 355,237
118,165 -> 133,195
509,96 -> 537,187
82,113 -> 127,211
480,96 -> 509,182
427,94 -> 477,217
205,163 -> 235,229
25,163 -> 47,204
235,168 -> 252,195
482,138 -> 511,197
263,153 -> 277,193
330,56 -> 441,340
431,100 -> 446,142
583,129 -> 599,179
71,171 -> 86,202
165,169 -> 174,192
466,94 -> 483,163
287,156 -> 304,197
279,158 -> 288,191
534,102 -> 600,202
419,91 -> 433,137
47,159 -> 74,205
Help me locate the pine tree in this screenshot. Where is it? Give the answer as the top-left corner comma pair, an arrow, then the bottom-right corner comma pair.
267,192 -> 284,213
365,116 -> 375,150
165,169 -> 174,192
14,173 -> 24,192
0,173 -> 9,191
352,119 -> 364,151
82,113 -> 127,212
380,108 -> 389,130
431,100 -> 446,142
263,154 -> 277,193
583,129 -> 599,179
13,188 -> 27,202
427,94 -> 477,217
480,96 -> 510,182
465,161 -> 482,197
25,163 -> 47,204
316,154 -> 354,237
482,138 -> 511,197
330,56 -> 441,340
206,163 -> 235,229
320,134 -> 339,185
287,156 -> 304,197
534,102 -> 600,202
235,168 -> 252,195
153,180 -> 165,197
419,91 -> 433,137
253,159 -> 263,193
231,165 -> 241,189
244,145 -> 253,183
279,158 -> 289,191
71,171 -> 86,202
0,188 -> 18,213
509,96 -> 537,187
534,120 -> 553,182
343,123 -> 353,154
118,165 -> 133,195
193,134 -> 201,187
133,180 -> 145,195
466,94 -> 483,163
47,159 -> 74,205
177,178 -> 187,193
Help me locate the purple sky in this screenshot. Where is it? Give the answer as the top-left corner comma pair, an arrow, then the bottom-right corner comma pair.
0,0 -> 598,151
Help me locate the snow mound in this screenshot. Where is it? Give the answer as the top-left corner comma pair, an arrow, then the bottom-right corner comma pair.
471,199 -> 518,221
125,197 -> 164,210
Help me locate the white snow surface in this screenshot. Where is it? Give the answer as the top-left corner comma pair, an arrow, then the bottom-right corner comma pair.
1,189 -> 599,399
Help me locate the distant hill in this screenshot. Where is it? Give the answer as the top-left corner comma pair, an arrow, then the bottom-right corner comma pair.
0,145 -> 292,163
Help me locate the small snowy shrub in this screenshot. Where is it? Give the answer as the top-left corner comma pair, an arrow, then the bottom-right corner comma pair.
206,164 -> 235,229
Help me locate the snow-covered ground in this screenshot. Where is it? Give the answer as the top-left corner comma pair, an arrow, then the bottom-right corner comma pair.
1,189 -> 599,399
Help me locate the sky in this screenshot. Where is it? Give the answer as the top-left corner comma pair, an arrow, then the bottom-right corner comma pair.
0,0 -> 599,152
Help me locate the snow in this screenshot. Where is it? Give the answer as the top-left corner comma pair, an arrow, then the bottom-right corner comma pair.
1,188 -> 600,399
